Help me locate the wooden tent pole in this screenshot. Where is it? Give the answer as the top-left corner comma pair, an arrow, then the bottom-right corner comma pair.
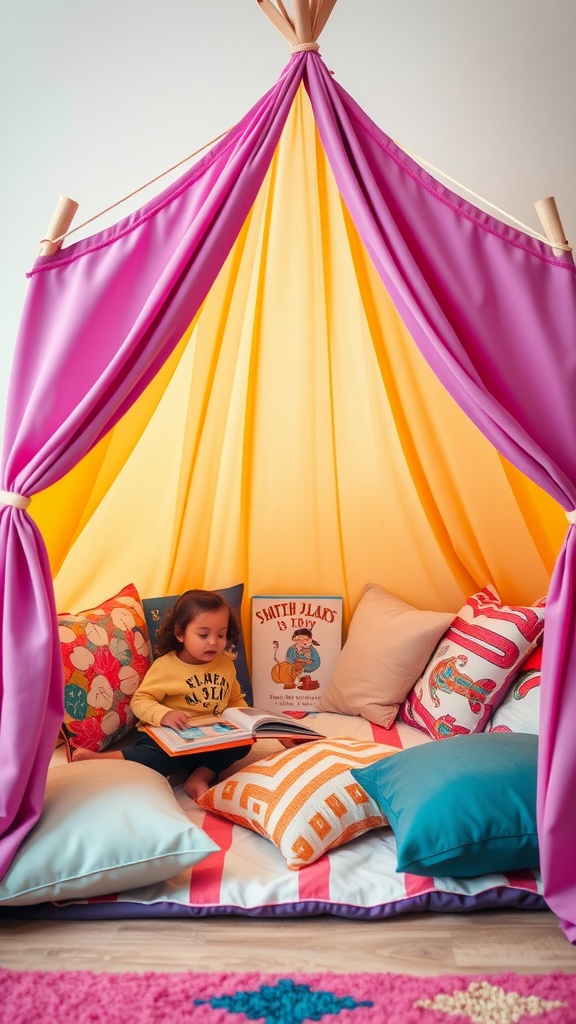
292,0 -> 313,42
39,196 -> 79,256
310,0 -> 322,26
275,0 -> 294,29
257,0 -> 338,45
534,196 -> 572,260
256,0 -> 299,46
312,0 -> 338,38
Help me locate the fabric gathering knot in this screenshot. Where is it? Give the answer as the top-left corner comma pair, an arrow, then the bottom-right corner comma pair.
291,41 -> 320,52
0,489 -> 31,510
566,508 -> 576,524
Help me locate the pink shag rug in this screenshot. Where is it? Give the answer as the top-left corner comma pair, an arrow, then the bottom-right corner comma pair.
0,968 -> 575,1023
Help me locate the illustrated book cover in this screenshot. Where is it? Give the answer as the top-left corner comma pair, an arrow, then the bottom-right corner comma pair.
142,706 -> 325,756
251,595 -> 343,712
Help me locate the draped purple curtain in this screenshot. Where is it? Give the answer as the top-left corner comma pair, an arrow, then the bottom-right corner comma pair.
2,51 -> 576,941
0,57 -> 303,880
303,56 -> 576,940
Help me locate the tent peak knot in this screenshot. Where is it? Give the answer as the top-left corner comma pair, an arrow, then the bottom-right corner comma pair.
566,508 -> 576,525
291,41 -> 320,52
0,489 -> 31,510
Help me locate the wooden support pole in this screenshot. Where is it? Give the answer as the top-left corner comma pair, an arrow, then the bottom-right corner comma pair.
257,0 -> 338,46
534,196 -> 572,260
312,0 -> 338,38
292,0 -> 313,42
275,0 -> 293,28
39,196 -> 79,256
256,0 -> 299,46
310,0 -> 322,27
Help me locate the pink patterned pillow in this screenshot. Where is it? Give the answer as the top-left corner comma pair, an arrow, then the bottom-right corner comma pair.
60,584 -> 152,752
400,585 -> 545,740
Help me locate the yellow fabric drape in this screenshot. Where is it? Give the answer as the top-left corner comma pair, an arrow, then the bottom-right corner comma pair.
32,86 -> 565,648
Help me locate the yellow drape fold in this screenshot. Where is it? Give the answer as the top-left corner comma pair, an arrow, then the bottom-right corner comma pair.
32,86 -> 564,645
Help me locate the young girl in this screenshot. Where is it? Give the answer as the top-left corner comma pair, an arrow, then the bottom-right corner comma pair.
72,589 -> 251,799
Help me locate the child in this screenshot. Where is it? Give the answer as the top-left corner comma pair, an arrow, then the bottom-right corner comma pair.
72,589 -> 252,799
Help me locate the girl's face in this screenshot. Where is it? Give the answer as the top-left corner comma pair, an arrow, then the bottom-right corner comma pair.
175,608 -> 229,665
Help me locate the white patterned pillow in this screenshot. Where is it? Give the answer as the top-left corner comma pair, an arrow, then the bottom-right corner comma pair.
488,643 -> 542,735
400,585 -> 544,740
196,739 -> 397,869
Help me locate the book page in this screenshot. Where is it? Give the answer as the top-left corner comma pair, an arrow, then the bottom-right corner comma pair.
223,707 -> 323,737
144,716 -> 252,755
223,707 -> 291,729
178,720 -> 244,742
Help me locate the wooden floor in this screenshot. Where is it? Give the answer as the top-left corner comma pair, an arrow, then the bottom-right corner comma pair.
1,909 -> 576,975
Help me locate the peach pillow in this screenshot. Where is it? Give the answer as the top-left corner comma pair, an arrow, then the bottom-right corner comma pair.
316,584 -> 454,728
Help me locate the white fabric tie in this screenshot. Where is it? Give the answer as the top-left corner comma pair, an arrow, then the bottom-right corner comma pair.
0,489 -> 31,510
567,509 -> 576,524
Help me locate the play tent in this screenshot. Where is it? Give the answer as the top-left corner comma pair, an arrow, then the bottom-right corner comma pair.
1,0 -> 576,939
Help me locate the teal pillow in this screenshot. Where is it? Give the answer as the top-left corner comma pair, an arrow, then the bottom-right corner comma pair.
351,732 -> 538,877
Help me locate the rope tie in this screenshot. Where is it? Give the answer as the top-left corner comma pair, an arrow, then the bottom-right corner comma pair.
396,144 -> 572,252
0,490 -> 31,510
38,127 -> 232,249
567,509 -> 576,524
291,41 -> 319,52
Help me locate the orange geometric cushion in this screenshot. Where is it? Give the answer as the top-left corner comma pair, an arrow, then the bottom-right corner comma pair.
196,738 -> 396,869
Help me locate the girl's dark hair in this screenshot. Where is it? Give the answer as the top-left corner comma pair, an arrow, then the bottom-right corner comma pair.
156,589 -> 241,657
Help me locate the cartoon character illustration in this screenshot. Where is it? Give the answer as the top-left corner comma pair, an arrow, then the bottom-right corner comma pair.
270,645 -> 305,689
408,686 -> 470,739
271,628 -> 321,690
432,713 -> 470,739
427,644 -> 496,714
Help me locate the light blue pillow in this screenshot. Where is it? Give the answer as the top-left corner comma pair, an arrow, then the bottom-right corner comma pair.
351,732 -> 538,877
0,760 -> 219,905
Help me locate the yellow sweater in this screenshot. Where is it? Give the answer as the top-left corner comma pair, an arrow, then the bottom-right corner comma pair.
131,650 -> 246,728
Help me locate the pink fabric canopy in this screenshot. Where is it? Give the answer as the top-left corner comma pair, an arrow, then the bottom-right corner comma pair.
2,52 -> 576,939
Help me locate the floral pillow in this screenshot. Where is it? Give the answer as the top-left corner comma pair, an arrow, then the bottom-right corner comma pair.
60,583 -> 152,753
488,643 -> 542,735
196,738 -> 397,869
400,585 -> 545,740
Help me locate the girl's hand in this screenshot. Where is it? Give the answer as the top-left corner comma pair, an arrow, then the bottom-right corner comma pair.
161,710 -> 193,730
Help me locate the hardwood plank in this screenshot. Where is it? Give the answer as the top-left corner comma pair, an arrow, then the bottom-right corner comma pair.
1,911 -> 576,975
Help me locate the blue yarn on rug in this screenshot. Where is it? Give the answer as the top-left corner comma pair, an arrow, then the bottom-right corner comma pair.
194,977 -> 373,1024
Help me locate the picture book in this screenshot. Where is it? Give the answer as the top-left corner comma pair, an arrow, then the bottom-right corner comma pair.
251,595 -> 343,712
142,705 -> 325,756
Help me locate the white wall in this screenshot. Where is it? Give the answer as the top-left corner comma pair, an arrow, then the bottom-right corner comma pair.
1,0 -> 575,452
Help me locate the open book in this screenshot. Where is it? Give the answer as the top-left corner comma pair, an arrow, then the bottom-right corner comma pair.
142,706 -> 325,756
